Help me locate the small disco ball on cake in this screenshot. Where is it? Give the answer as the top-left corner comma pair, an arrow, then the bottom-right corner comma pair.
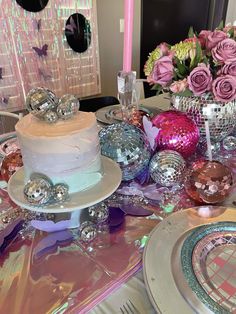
99,123 -> 151,181
26,87 -> 58,118
152,110 -> 199,158
184,160 -> 233,204
57,94 -> 80,120
149,150 -> 186,187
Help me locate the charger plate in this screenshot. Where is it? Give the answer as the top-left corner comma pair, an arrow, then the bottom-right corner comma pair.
7,156 -> 122,213
95,104 -> 159,125
143,206 -> 236,314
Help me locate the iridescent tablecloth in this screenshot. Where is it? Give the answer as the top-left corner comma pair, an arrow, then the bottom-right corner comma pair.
0,132 -> 236,313
0,187 -> 160,314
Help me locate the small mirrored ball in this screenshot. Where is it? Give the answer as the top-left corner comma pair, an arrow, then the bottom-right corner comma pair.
88,203 -> 109,223
223,136 -> 236,151
79,221 -> 97,242
24,176 -> 52,205
57,94 -> 79,120
26,87 -> 58,118
52,183 -> 69,203
44,110 -> 58,123
149,150 -> 186,187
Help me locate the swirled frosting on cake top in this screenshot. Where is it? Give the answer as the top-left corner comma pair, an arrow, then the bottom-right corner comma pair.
15,111 -> 96,137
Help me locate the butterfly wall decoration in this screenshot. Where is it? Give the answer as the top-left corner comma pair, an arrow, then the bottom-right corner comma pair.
32,44 -> 48,57
65,16 -> 77,35
0,96 -> 10,106
32,18 -> 41,31
38,67 -> 52,81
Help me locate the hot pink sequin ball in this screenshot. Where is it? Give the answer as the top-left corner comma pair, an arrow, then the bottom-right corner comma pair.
152,110 -> 200,158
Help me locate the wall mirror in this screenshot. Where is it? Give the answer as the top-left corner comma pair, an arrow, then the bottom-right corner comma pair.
16,0 -> 49,12
65,13 -> 91,53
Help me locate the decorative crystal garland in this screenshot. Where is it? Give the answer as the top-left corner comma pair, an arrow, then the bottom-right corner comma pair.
0,191 -> 162,253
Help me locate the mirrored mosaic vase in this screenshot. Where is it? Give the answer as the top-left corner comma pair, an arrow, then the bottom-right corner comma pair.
171,95 -> 236,143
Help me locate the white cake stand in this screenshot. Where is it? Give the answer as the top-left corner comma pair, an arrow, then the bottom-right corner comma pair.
8,156 -> 122,229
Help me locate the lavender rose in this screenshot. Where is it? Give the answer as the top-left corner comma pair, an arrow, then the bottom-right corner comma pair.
149,55 -> 174,86
205,30 -> 227,51
212,75 -> 236,102
187,64 -> 212,95
220,62 -> 236,76
212,38 -> 236,64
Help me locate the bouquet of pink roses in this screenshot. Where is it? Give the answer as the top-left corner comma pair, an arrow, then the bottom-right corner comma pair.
144,23 -> 236,103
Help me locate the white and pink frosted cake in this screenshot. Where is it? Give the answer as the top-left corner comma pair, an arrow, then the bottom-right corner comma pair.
15,111 -> 103,193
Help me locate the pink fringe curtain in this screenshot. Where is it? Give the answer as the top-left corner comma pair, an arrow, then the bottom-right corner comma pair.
0,0 -> 101,112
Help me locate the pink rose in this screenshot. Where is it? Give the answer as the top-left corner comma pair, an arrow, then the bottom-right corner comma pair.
220,62 -> 236,76
159,42 -> 170,56
187,64 -> 212,96
198,30 -> 212,48
170,79 -> 188,93
212,75 -> 236,102
212,38 -> 236,64
149,55 -> 174,86
223,25 -> 236,37
206,30 -> 227,50
184,37 -> 199,43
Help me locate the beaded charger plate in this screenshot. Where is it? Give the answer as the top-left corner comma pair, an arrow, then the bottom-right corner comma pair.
7,156 -> 122,213
143,207 -> 236,314
180,223 -> 236,314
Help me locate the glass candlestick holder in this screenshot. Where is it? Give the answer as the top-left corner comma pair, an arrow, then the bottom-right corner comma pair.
117,70 -> 138,122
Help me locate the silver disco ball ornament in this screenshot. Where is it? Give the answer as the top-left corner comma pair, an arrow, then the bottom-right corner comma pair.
57,94 -> 79,119
149,150 -> 186,187
24,175 -> 53,205
99,123 -> 151,181
88,203 -> 109,223
52,183 -> 69,203
172,94 -> 236,142
79,221 -> 97,242
44,110 -> 58,123
223,136 -> 236,151
26,87 -> 58,118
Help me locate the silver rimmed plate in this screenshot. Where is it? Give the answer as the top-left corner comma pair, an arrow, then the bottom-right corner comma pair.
95,105 -> 160,125
7,156 -> 122,213
143,207 -> 236,314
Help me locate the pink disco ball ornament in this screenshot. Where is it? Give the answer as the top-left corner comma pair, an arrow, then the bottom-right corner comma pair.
152,110 -> 199,158
184,160 -> 233,204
